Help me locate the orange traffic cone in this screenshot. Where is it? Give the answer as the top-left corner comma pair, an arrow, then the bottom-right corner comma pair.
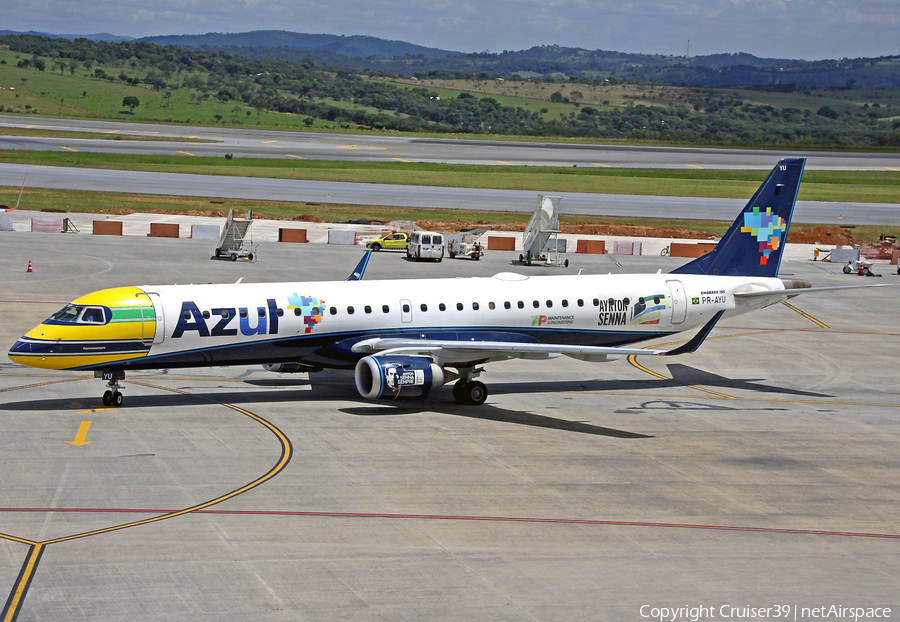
26,260 -> 33,273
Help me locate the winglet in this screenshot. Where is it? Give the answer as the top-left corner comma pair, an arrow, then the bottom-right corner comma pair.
661,310 -> 725,356
347,250 -> 373,281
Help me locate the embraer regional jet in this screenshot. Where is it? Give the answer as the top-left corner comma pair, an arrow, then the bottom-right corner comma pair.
9,158 -> 881,407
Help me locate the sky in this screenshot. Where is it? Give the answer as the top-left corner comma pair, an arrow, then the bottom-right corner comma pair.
4,0 -> 899,60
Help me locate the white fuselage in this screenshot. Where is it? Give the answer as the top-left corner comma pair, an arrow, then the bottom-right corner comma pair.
137,272 -> 784,370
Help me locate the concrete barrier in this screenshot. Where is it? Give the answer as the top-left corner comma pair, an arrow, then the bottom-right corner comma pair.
191,225 -> 221,239
328,230 -> 357,245
613,241 -> 642,256
93,220 -> 123,236
891,249 -> 899,265
487,236 -> 516,251
0,215 -> 12,231
830,246 -> 859,264
32,218 -> 63,233
149,223 -> 180,238
576,239 -> 606,254
670,242 -> 715,258
279,228 -> 308,243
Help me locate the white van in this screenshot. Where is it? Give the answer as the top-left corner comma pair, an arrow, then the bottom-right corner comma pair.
406,231 -> 444,262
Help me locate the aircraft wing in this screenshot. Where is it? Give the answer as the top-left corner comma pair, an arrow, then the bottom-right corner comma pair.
351,311 -> 725,365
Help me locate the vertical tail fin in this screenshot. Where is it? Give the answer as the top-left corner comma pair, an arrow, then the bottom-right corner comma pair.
671,158 -> 805,277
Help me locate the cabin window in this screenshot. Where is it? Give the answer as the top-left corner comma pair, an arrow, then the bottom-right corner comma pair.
276,308 -> 284,317
329,307 -> 337,315
577,299 -> 584,307
546,300 -> 553,308
489,302 -> 495,310
517,301 -> 524,309
239,309 -> 248,319
532,300 -> 539,309
403,303 -> 410,313
382,305 -> 390,313
259,308 -> 266,317
364,305 -> 372,314
439,303 -> 446,311
184,310 -> 193,320
456,302 -> 463,311
294,308 -> 302,316
561,300 -> 568,308
221,309 -> 230,319
472,302 -> 480,311
202,310 -> 210,319
504,301 -> 511,310
593,298 -> 600,307
420,304 -> 428,312
347,306 -> 355,315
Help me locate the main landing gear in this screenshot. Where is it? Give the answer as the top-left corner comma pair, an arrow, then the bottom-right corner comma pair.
95,369 -> 125,407
451,367 -> 488,405
452,380 -> 488,405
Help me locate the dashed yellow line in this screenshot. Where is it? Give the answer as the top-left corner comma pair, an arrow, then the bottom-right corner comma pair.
286,154 -> 306,160
685,164 -> 705,169
185,135 -> 198,139
0,378 -> 84,393
591,162 -> 610,167
496,160 -> 513,166
105,130 -> 119,134
177,150 -> 196,156
59,146 -> 78,152
392,157 -> 411,163
263,140 -> 278,144
24,125 -> 37,129
884,167 -> 900,172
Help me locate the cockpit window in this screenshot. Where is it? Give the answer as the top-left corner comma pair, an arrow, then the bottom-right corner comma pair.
49,305 -> 83,323
45,304 -> 110,325
81,307 -> 106,323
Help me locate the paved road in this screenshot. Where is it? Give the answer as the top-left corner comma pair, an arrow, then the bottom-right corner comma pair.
1,162 -> 897,225
3,115 -> 900,170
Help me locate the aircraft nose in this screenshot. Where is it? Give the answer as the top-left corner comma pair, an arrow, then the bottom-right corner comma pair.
9,337 -> 32,356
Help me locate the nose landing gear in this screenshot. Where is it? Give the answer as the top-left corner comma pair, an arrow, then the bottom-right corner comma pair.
96,369 -> 125,407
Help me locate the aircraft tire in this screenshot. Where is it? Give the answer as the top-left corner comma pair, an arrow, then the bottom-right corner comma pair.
231,254 -> 237,262
113,392 -> 124,407
454,381 -> 487,405
102,390 -> 112,406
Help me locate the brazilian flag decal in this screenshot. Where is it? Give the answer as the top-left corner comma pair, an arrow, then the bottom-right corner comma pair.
692,297 -> 700,305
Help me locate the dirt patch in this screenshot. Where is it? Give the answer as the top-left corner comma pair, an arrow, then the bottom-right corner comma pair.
786,226 -> 860,245
416,218 -> 715,239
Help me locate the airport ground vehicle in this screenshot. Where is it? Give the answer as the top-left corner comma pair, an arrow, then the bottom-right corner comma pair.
448,238 -> 483,260
406,231 -> 444,261
365,232 -> 410,251
843,259 -> 875,276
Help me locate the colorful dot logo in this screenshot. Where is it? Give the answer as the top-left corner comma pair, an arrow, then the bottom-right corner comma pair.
287,293 -> 326,334
740,206 -> 786,265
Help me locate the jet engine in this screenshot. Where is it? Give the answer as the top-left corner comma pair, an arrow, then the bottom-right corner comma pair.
354,355 -> 446,400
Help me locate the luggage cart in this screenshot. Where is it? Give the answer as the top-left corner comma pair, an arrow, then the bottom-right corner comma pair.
214,209 -> 255,261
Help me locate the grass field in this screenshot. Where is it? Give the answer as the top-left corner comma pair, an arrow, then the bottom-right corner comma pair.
0,149 -> 897,203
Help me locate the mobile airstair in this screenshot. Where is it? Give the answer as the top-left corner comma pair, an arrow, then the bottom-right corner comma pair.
214,209 -> 255,261
519,194 -> 568,267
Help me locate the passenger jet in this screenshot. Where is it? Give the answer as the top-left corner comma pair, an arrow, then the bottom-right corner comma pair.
8,158 -> 880,406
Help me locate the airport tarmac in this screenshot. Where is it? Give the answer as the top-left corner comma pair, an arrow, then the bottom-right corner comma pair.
1,231 -> 899,621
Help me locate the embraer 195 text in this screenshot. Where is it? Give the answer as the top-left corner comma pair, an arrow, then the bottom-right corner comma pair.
9,159 -> 882,407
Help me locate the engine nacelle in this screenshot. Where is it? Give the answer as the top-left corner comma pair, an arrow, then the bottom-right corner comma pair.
262,362 -> 323,373
354,355 -> 446,400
